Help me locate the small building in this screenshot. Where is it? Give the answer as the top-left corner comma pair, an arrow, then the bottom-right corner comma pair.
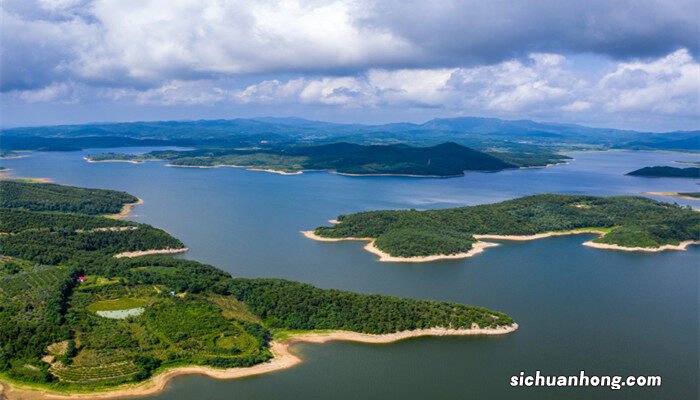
77,276 -> 86,283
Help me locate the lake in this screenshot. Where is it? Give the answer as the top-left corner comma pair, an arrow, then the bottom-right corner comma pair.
2,149 -> 698,399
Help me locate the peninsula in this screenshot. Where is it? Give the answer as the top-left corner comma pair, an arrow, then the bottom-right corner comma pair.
86,142 -> 569,177
308,194 -> 699,261
627,166 -> 700,178
0,180 -> 516,399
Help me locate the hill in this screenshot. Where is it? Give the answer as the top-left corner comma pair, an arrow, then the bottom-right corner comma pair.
627,166 -> 700,178
2,116 -> 698,152
311,194 -> 700,259
0,180 -> 139,214
87,142 -> 569,176
0,181 -> 514,393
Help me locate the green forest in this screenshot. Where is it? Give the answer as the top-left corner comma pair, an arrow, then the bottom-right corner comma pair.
86,142 -> 569,176
313,194 -> 700,257
0,181 -> 138,214
0,180 -> 513,392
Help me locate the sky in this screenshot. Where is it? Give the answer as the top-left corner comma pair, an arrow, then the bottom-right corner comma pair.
0,0 -> 698,131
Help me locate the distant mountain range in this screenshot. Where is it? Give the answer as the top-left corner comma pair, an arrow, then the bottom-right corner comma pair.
1,116 -> 698,152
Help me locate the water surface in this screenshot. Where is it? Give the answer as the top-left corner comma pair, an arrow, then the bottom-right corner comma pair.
3,150 -> 698,399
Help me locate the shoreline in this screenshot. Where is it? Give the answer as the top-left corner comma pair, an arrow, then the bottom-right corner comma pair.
304,228 -> 699,261
475,231 -> 700,252
0,325 -> 517,400
517,160 -> 571,170
89,158 -> 569,178
113,247 -> 189,258
166,163 -> 302,175
301,231 -> 499,262
84,157 -> 143,164
332,171 -> 463,178
107,198 -> 145,219
582,240 -> 700,252
0,169 -> 53,183
643,191 -> 699,201
472,229 -> 609,241
364,240 -> 500,262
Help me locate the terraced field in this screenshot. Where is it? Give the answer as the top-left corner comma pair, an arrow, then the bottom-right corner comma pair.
0,265 -> 70,302
52,361 -> 140,383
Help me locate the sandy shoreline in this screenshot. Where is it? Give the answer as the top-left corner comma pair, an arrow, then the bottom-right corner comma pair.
0,325 -> 517,400
301,231 -> 499,262
247,168 -> 303,175
475,231 -> 700,252
472,229 -> 609,241
304,228 -> 699,260
332,171 -> 462,178
643,191 -> 699,201
89,159 -> 568,178
0,169 -> 53,183
364,240 -> 500,262
582,240 -> 700,252
107,198 -> 145,219
85,157 -> 143,164
166,163 -> 302,175
113,248 -> 189,258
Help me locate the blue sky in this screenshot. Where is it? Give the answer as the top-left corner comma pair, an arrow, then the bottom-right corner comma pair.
1,0 -> 698,131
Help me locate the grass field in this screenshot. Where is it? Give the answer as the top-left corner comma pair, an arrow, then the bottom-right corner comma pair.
86,298 -> 149,312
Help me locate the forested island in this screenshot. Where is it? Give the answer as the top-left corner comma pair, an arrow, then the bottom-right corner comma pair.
86,142 -> 569,177
627,166 -> 700,178
0,181 -> 515,398
308,194 -> 700,261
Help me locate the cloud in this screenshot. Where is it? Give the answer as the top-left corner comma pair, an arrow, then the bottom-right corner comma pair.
598,49 -> 700,117
16,82 -> 78,103
230,49 -> 699,128
1,1 -> 697,130
1,0 -> 697,91
0,8 -> 97,91
365,0 -> 698,64
43,0 -> 416,87
234,53 -> 579,112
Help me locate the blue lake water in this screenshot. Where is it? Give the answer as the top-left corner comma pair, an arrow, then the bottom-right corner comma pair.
2,149 -> 698,399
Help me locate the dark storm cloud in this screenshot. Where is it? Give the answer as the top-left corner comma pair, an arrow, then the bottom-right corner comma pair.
363,0 -> 698,66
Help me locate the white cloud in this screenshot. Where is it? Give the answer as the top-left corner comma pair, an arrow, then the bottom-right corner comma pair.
367,69 -> 456,106
1,1 -> 697,130
228,50 -> 698,128
16,82 -> 77,103
37,0 -> 88,11
64,0 -> 416,84
561,101 -> 592,112
447,53 -> 578,112
598,49 -> 699,116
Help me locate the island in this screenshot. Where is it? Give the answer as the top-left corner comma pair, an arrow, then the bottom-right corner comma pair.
86,142 -> 569,177
626,166 -> 700,178
0,180 -> 516,399
306,194 -> 700,261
